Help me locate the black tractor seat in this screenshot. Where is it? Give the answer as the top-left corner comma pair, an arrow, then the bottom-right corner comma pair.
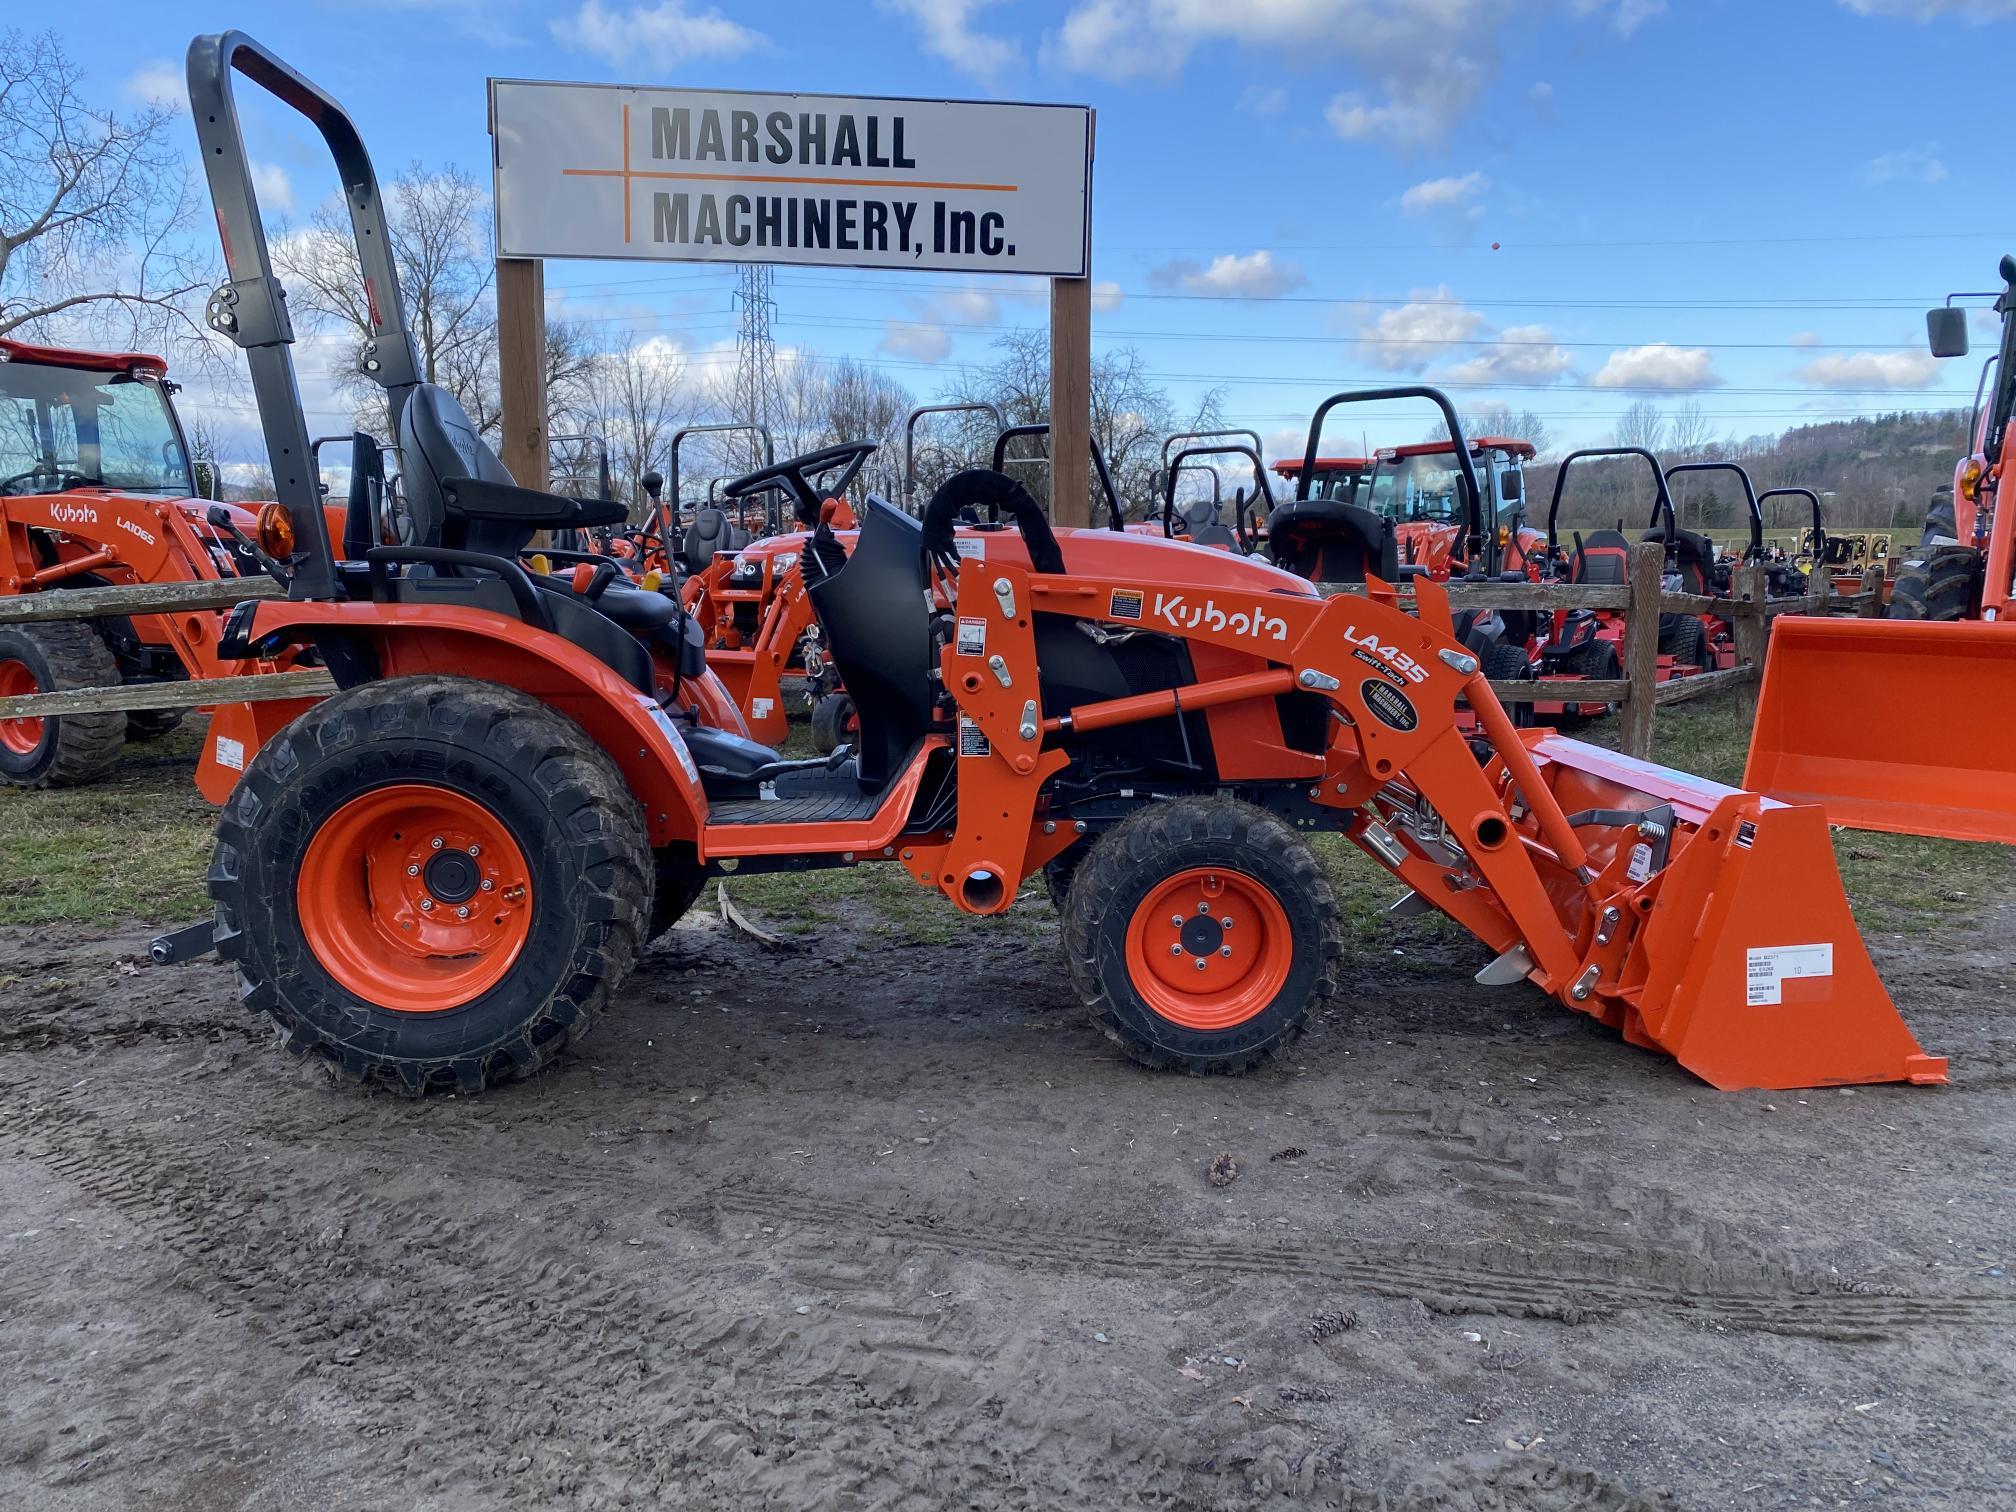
1647,524 -> 1716,595
1572,528 -> 1632,586
1266,499 -> 1399,584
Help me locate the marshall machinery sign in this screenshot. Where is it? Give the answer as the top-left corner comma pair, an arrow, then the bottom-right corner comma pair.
489,80 -> 1093,277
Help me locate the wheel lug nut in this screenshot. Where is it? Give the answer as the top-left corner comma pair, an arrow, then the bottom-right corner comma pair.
407,864 -> 419,876
456,906 -> 469,919
1221,917 -> 1234,930
468,845 -> 481,858
420,899 -> 434,912
430,836 -> 443,850
481,879 -> 494,892
1170,914 -> 1184,927
1194,958 -> 1208,971
1169,943 -> 1183,956
1197,901 -> 1210,914
1219,945 -> 1233,957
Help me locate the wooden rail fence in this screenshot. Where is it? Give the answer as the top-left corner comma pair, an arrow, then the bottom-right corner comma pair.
0,543 -> 1843,762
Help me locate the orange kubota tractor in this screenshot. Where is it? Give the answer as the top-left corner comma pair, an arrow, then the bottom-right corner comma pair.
1746,255 -> 2016,844
0,336 -> 329,797
173,30 -> 1945,1099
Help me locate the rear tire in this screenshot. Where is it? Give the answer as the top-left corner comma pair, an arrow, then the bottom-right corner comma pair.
1480,637 -> 1534,729
209,675 -> 652,1095
1887,545 -> 1979,622
810,691 -> 857,754
1061,798 -> 1340,1074
1560,637 -> 1623,715
0,622 -> 125,788
1658,614 -> 1710,672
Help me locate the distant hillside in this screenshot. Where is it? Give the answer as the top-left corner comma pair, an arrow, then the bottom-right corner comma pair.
1536,409 -> 1971,537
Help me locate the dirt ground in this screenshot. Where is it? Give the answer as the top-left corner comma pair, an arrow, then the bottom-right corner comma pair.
3,832 -> 2013,1512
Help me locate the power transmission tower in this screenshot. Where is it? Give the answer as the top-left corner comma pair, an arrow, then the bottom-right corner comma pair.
732,264 -> 781,468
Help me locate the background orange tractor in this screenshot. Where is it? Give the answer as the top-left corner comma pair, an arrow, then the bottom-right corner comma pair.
1748,255 -> 2016,843
0,336 -> 328,797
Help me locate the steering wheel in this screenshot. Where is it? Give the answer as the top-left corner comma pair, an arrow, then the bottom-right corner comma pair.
1,465 -> 94,495
722,441 -> 877,528
921,469 -> 1065,576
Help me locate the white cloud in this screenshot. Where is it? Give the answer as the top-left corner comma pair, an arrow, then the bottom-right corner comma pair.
252,164 -> 295,216
1358,286 -> 1490,372
1149,250 -> 1307,298
1400,171 -> 1489,216
877,0 -> 1021,79
1571,0 -> 1667,34
1092,279 -> 1124,313
1590,344 -> 1723,391
1797,350 -> 1944,389
880,322 -> 951,363
1865,145 -> 1947,184
1052,0 -> 1505,146
123,61 -> 185,114
1441,325 -> 1573,384
554,0 -> 766,70
1789,330 -> 1823,348
1839,0 -> 2016,18
878,287 -> 1007,364
1238,83 -> 1289,116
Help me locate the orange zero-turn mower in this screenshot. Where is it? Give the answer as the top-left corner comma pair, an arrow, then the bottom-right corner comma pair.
172,31 -> 1944,1096
0,336 -> 344,798
1746,256 -> 2016,845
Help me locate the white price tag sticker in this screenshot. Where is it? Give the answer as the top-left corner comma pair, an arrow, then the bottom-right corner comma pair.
214,735 -> 246,772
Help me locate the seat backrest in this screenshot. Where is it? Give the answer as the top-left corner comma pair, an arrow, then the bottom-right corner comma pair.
1575,528 -> 1632,586
1178,498 -> 1218,536
1190,522 -> 1239,552
397,383 -> 525,557
804,497 -> 933,792
1646,525 -> 1715,594
683,506 -> 732,568
1265,501 -> 1398,584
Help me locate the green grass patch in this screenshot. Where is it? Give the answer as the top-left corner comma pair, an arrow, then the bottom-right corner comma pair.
0,720 -> 215,925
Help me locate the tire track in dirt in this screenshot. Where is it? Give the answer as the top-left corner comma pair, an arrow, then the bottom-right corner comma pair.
0,1076 -> 1390,1510
713,1186 -> 2012,1340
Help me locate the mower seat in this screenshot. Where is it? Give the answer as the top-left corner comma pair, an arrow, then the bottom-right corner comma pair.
1572,529 -> 1632,586
1648,525 -> 1715,595
804,496 -> 934,793
566,578 -> 680,632
1265,500 -> 1399,584
682,507 -> 735,571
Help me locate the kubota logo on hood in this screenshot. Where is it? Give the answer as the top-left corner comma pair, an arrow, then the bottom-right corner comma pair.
50,502 -> 98,525
1151,591 -> 1288,642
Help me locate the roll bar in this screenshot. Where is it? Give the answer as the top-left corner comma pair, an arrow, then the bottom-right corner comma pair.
187,31 -> 418,601
1665,461 -> 1763,561
1759,487 -> 1825,566
1160,428 -> 1264,476
667,423 -> 773,542
1300,387 -> 1488,573
902,402 -> 1004,515
1163,443 -> 1273,550
991,423 -> 1125,531
1544,447 -> 1675,554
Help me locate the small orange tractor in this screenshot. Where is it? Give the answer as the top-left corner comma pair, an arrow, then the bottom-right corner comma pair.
0,335 -> 326,797
1748,255 -> 2016,843
175,30 -> 1946,1100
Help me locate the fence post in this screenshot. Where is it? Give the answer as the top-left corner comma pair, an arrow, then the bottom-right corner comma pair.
1731,561 -> 1768,721
1618,541 -> 1664,760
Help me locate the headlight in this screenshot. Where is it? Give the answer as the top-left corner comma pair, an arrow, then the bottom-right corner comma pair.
773,551 -> 799,572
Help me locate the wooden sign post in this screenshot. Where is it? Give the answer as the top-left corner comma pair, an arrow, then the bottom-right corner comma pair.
495,257 -> 547,491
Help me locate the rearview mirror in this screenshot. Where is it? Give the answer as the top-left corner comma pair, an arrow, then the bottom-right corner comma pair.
1927,306 -> 1970,359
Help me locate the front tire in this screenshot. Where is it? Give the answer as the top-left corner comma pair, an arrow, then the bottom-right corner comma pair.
0,622 -> 124,788
1061,798 -> 1341,1074
209,675 -> 652,1095
810,691 -> 857,754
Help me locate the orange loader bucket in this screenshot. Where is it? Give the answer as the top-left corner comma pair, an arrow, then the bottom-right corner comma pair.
1744,616 -> 2016,845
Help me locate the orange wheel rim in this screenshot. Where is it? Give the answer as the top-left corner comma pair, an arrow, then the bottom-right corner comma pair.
1124,867 -> 1293,1032
0,659 -> 44,756
297,784 -> 534,1014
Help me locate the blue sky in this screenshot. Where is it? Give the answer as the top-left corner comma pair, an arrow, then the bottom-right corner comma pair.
80,0 -> 2016,459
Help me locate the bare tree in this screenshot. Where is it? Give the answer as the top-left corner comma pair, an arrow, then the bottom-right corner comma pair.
278,162 -> 512,434
0,29 -> 210,347
1666,399 -> 1712,459
570,339 -> 688,509
1448,403 -> 1553,460
1612,400 -> 1666,452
